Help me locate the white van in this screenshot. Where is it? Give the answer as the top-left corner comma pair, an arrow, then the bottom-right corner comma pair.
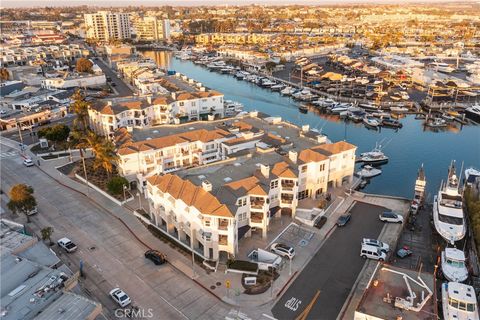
360,244 -> 387,261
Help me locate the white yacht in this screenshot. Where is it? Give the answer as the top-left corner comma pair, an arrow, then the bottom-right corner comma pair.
442,282 -> 479,320
358,145 -> 389,165
224,100 -> 243,116
390,106 -> 409,113
356,165 -> 382,178
430,62 -> 455,73
433,162 -> 466,244
363,116 -> 381,128
411,164 -> 426,213
465,104 -> 480,123
441,248 -> 469,283
465,167 -> 480,187
280,86 -> 296,96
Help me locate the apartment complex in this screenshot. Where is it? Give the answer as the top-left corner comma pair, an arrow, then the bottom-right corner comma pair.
142,115 -> 356,261
84,11 -> 131,41
133,16 -> 171,41
195,33 -> 274,45
88,90 -> 224,137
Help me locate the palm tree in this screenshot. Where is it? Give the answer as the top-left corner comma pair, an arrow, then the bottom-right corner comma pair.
41,226 -> 54,245
76,130 -> 118,177
93,138 -> 118,177
70,90 -> 90,132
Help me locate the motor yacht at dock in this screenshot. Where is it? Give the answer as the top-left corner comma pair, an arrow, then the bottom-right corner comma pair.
433,161 -> 466,244
442,282 -> 479,320
411,164 -> 426,214
356,165 -> 382,178
357,144 -> 389,165
441,248 -> 469,283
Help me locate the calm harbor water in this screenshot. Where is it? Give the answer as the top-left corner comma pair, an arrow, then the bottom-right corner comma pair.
142,50 -> 480,200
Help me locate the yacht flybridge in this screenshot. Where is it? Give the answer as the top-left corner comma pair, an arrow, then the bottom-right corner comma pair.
442,282 -> 479,320
433,161 -> 466,244
441,248 -> 469,283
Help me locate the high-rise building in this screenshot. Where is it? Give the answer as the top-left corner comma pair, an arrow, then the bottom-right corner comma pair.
133,16 -> 170,42
84,11 -> 131,41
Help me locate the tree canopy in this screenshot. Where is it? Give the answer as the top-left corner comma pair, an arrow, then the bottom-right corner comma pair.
76,58 -> 93,73
0,68 -> 9,81
7,184 -> 37,223
38,124 -> 70,145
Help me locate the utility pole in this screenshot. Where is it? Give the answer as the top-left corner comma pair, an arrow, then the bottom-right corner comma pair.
16,120 -> 24,154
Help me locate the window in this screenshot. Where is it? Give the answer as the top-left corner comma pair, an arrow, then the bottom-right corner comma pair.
319,164 -> 325,171
204,219 -> 211,227
237,198 -> 247,207
179,102 -> 184,106
270,180 -> 278,189
238,212 -> 247,221
301,165 -> 307,173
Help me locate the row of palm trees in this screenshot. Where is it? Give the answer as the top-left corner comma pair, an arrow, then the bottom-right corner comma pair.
69,90 -> 118,177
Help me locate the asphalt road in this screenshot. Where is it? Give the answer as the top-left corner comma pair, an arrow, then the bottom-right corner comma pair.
1,115 -> 75,146
0,142 -> 233,320
94,58 -> 133,97
272,202 -> 387,320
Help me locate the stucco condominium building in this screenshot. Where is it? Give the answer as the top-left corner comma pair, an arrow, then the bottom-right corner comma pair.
143,114 -> 357,261
87,79 -> 224,137
84,11 -> 131,41
133,16 -> 171,41
195,33 -> 274,46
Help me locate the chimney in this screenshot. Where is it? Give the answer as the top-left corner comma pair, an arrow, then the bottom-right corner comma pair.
289,150 -> 297,163
302,124 -> 309,132
171,92 -> 176,100
146,96 -> 152,104
260,164 -> 270,179
202,180 -> 212,192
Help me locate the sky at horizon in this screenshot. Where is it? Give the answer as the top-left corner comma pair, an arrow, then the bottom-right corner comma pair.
1,0 -> 471,8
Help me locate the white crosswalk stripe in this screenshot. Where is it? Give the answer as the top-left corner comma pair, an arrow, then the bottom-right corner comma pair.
0,151 -> 18,158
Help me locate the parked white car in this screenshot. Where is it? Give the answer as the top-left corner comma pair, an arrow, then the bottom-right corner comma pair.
109,288 -> 131,307
360,244 -> 387,261
57,237 -> 77,253
362,238 -> 390,252
379,211 -> 404,223
23,158 -> 34,167
270,243 -> 295,259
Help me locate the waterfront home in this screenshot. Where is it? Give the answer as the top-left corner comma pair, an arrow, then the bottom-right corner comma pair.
144,134 -> 356,262
88,90 -> 225,137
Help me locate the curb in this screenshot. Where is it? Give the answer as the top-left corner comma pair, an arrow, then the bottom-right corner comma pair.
32,164 -> 240,307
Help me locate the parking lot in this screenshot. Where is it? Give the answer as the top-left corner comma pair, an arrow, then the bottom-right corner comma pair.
271,202 -> 388,320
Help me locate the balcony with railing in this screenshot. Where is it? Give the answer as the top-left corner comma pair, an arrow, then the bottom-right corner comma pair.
281,193 -> 294,205
250,197 -> 265,210
250,212 -> 264,224
281,180 -> 296,191
218,219 -> 229,231
219,235 -> 228,246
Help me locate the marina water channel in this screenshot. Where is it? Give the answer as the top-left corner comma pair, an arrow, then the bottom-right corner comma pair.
142,50 -> 480,200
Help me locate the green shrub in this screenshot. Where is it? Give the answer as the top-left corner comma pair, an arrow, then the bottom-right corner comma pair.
107,176 -> 129,195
